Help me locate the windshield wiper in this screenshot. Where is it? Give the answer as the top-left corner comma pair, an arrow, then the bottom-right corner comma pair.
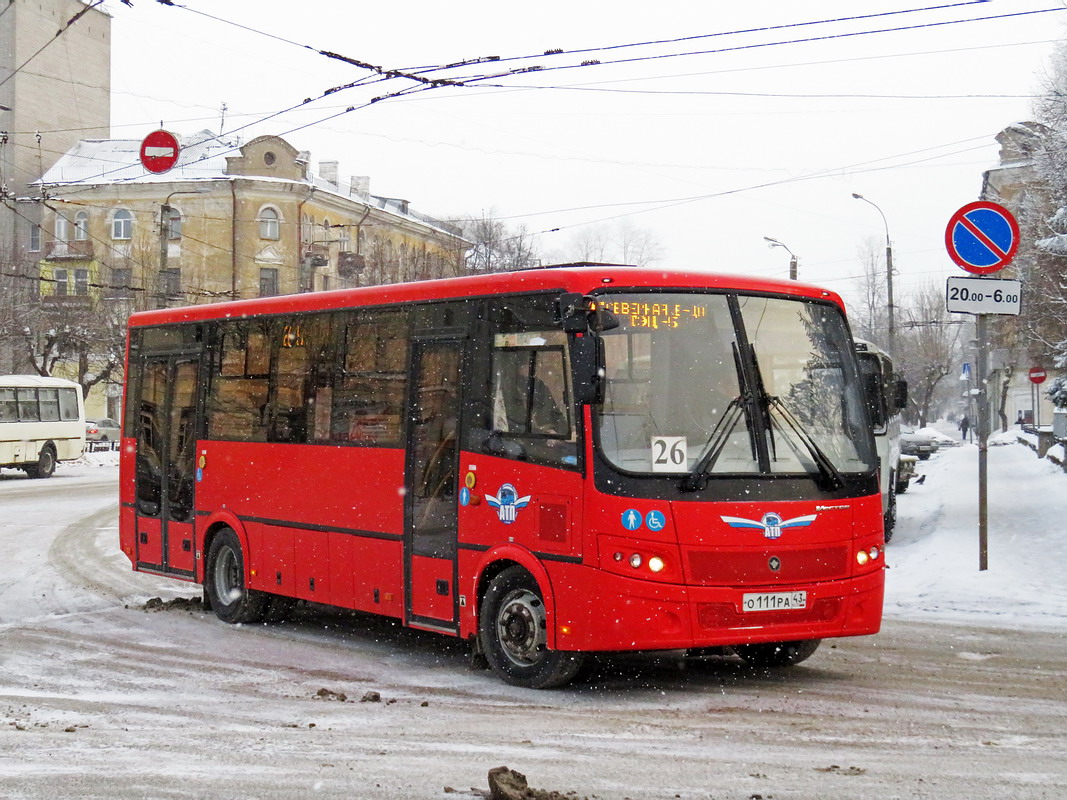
681,396 -> 744,492
766,396 -> 844,491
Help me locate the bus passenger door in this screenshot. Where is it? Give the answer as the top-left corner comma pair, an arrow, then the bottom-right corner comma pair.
133,355 -> 199,577
404,338 -> 462,631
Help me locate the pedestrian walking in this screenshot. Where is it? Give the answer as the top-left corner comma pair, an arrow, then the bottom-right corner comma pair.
959,415 -> 970,441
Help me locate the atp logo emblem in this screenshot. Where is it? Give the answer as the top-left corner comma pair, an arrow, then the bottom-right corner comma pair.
720,511 -> 816,540
486,483 -> 531,524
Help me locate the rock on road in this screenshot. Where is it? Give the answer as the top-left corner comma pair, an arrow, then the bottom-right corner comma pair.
0,463 -> 1065,799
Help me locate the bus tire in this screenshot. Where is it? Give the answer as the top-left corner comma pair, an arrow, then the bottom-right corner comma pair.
25,445 -> 56,479
204,528 -> 267,625
883,485 -> 897,543
734,639 -> 821,668
479,565 -> 585,689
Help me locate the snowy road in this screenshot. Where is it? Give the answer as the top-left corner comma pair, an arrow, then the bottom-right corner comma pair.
1,446 -> 1065,799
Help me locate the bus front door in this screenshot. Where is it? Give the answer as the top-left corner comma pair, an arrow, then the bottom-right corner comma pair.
133,355 -> 199,578
404,338 -> 462,631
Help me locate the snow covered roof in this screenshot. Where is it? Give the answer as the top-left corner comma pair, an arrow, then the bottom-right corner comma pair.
36,130 -> 464,239
37,130 -> 234,185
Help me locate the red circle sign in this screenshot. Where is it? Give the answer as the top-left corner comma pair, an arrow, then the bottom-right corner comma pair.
945,200 -> 1020,275
140,130 -> 180,174
1029,367 -> 1047,385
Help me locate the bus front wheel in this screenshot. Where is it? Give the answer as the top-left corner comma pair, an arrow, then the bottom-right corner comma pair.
734,639 -> 821,668
204,528 -> 267,624
479,565 -> 585,689
25,446 -> 56,479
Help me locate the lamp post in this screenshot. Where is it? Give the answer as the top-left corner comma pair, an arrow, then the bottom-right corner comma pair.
763,236 -> 798,281
851,192 -> 895,355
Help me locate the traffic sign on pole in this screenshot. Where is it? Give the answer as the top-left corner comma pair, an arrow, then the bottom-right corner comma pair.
945,200 -> 1020,274
140,130 -> 180,174
945,276 -> 1021,315
1029,366 -> 1047,385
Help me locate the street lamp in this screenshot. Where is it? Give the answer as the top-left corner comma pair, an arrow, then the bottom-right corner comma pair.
159,186 -> 210,302
763,236 -> 798,281
852,192 -> 895,355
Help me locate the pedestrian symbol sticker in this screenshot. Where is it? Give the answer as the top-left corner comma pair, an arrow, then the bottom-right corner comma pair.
622,509 -> 643,531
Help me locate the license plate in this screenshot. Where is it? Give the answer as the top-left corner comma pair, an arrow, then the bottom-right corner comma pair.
741,591 -> 807,612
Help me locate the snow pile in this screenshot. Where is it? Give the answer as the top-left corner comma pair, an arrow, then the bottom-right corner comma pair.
887,438 -> 1067,631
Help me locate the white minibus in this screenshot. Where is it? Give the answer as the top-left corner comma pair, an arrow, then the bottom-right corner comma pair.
0,375 -> 86,478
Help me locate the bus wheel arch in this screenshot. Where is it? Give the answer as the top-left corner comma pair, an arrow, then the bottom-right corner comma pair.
25,442 -> 57,479
203,525 -> 267,624
477,562 -> 585,689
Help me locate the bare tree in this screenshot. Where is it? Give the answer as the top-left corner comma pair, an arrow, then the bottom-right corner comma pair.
461,212 -> 539,274
895,284 -> 963,426
850,237 -> 889,345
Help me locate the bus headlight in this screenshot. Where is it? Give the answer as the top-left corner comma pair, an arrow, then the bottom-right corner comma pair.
629,553 -> 643,569
856,550 -> 870,566
648,556 -> 665,573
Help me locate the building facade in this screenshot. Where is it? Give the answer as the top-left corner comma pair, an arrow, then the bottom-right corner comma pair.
0,0 -> 111,372
980,122 -> 1061,429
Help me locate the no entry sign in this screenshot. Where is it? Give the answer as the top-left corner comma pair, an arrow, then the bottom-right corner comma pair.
945,201 -> 1019,274
1029,366 -> 1047,385
140,130 -> 180,174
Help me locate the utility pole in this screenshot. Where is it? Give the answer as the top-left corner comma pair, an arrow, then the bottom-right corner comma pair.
852,193 -> 894,356
763,236 -> 798,281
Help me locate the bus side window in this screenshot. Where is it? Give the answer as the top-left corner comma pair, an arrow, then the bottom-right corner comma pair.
58,388 -> 80,421
0,388 -> 16,422
207,321 -> 270,442
330,311 -> 408,446
483,326 -> 577,469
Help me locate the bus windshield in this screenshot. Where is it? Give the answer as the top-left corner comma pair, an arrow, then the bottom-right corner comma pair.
595,292 -> 875,479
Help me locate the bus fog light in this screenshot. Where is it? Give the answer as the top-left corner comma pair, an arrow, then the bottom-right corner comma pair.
856,550 -> 870,566
648,556 -> 665,573
613,552 -> 623,562
629,554 -> 642,569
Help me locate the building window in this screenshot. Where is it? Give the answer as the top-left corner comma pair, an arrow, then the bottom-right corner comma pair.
259,268 -> 279,297
53,268 -> 69,297
339,227 -> 351,252
74,212 -> 89,241
29,224 -> 41,252
112,209 -> 133,240
74,269 -> 89,296
165,207 -> 182,240
258,207 -> 280,240
55,215 -> 70,242
111,268 -> 132,298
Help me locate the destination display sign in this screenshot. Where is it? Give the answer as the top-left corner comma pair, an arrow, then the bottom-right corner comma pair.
602,300 -> 709,330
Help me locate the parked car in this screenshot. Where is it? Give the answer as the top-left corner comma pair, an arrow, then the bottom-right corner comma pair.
900,427 -> 938,460
85,418 -> 121,441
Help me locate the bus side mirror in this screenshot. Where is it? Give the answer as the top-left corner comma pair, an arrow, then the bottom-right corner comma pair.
894,378 -> 908,412
559,293 -> 620,333
569,332 -> 605,406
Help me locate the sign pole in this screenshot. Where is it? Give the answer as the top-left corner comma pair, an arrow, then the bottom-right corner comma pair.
945,199 -> 1021,573
975,313 -> 989,571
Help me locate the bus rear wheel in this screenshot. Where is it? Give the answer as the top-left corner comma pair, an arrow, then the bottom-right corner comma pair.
25,446 -> 56,479
479,565 -> 585,689
734,639 -> 821,668
204,528 -> 267,624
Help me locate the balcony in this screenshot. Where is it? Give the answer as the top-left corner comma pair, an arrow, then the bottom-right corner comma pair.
42,293 -> 92,309
46,240 -> 94,260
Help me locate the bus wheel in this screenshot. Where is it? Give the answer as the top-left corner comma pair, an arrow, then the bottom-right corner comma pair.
479,565 -> 584,689
734,639 -> 821,668
204,529 -> 267,624
25,446 -> 56,479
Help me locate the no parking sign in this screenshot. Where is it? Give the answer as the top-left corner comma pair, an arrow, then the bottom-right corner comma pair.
944,201 -> 1019,274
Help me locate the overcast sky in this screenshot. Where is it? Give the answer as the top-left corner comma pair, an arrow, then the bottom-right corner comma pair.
98,0 -> 1065,313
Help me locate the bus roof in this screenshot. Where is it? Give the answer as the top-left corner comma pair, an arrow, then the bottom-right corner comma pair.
0,375 -> 82,389
128,265 -> 847,328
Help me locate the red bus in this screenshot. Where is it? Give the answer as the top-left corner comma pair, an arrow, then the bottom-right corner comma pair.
119,265 -> 884,688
